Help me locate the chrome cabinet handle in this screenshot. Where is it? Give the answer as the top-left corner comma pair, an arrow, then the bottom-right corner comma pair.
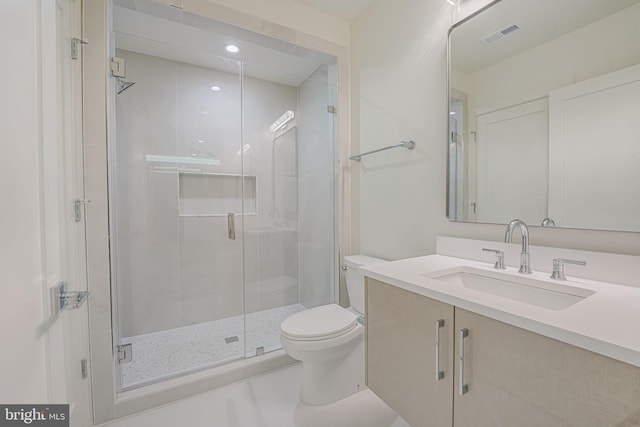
228,213 -> 236,240
435,319 -> 445,381
459,328 -> 469,395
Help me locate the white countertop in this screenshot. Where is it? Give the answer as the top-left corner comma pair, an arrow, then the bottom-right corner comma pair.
361,254 -> 640,368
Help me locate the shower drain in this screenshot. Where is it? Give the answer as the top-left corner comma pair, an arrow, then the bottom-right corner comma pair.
224,336 -> 239,344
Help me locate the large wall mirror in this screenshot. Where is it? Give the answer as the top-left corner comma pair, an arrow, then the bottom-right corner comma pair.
447,0 -> 640,232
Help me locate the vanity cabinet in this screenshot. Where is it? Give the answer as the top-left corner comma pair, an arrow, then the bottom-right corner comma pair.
454,308 -> 640,427
366,279 -> 640,427
366,279 -> 454,427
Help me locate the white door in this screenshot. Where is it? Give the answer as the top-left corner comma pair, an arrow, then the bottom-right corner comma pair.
548,63 -> 640,231
41,0 -> 92,424
475,99 -> 549,224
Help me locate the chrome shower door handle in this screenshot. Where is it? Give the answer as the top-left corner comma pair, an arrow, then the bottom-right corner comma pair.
228,213 -> 236,240
435,319 -> 445,381
459,328 -> 469,395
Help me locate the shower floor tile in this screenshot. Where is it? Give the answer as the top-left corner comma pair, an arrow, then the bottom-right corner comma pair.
120,304 -> 306,389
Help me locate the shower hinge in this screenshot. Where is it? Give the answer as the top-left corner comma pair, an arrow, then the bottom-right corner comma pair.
327,105 -> 336,114
71,37 -> 88,60
111,57 -> 126,78
117,344 -> 133,364
81,359 -> 88,379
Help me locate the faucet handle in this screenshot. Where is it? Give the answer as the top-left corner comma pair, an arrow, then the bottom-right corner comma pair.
551,258 -> 586,281
482,248 -> 506,270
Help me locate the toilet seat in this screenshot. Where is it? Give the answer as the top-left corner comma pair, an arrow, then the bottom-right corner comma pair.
281,304 -> 357,341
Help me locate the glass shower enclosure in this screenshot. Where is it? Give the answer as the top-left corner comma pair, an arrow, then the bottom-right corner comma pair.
109,0 -> 337,390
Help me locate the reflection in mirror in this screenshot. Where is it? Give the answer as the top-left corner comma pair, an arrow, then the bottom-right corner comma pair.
448,0 -> 640,232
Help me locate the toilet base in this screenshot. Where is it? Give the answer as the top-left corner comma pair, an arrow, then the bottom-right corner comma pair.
298,333 -> 365,405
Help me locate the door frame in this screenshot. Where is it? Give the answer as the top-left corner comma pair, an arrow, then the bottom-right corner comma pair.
40,0 -> 93,424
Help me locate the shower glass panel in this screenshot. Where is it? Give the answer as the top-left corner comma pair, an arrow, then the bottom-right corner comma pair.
242,63 -> 337,357
110,0 -> 337,390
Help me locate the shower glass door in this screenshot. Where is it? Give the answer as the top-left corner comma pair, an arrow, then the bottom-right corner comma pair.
111,17 -> 246,388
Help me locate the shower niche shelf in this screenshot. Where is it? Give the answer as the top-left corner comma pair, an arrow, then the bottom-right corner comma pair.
178,172 -> 256,217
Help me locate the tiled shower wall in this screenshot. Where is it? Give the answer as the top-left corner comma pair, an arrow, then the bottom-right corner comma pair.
114,49 -> 326,337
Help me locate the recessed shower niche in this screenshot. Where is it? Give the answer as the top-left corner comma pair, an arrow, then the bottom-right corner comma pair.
178,173 -> 257,217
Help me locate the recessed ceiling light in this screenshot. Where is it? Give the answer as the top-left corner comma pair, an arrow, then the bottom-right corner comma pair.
225,44 -> 239,53
210,86 -> 221,92
450,111 -> 457,115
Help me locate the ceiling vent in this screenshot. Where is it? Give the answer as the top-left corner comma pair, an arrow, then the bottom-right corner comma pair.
482,23 -> 521,44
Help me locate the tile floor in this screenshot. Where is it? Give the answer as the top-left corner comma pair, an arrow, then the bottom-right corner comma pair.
120,304 -> 306,388
101,364 -> 410,427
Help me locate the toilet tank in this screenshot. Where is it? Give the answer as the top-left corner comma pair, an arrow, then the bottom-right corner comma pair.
343,255 -> 387,315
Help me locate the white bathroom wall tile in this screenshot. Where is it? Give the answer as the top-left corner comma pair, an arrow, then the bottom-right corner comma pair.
179,217 -> 244,325
296,68 -> 335,309
297,64 -> 333,175
243,214 -> 262,314
115,50 -> 177,171
115,167 -> 134,337
114,49 -> 315,339
117,166 -> 182,337
241,76 -> 299,313
299,167 -> 334,308
242,76 -> 297,226
128,228 -> 182,336
176,62 -> 242,175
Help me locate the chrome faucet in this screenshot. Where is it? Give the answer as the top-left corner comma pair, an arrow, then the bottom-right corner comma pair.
504,219 -> 532,274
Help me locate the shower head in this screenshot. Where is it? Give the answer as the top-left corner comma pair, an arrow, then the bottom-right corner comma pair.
117,79 -> 135,95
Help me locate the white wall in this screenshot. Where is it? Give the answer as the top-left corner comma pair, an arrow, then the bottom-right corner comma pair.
458,3 -> 640,117
351,0 -> 640,260
0,0 -> 49,403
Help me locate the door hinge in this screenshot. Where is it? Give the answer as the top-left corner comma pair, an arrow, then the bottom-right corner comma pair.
471,130 -> 477,143
117,344 -> 133,364
81,359 -> 88,379
327,105 -> 336,114
71,37 -> 88,60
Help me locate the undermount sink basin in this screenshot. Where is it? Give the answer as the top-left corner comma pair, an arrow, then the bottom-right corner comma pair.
425,267 -> 595,310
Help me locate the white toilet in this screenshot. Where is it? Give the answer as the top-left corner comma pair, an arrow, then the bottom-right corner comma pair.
280,255 -> 386,405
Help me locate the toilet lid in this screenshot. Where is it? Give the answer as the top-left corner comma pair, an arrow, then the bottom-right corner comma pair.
280,304 -> 357,340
